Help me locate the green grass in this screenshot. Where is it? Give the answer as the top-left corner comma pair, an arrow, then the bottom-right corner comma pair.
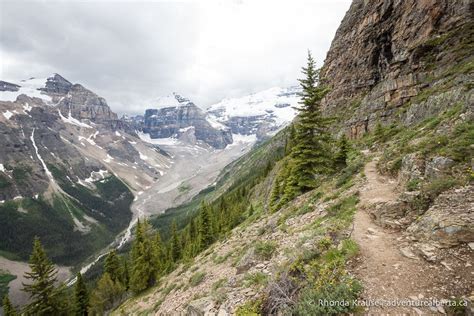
243,272 -> 269,287
189,271 -> 206,287
254,241 -> 277,260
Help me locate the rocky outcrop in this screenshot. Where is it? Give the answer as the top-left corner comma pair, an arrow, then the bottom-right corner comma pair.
57,84 -> 118,122
40,73 -> 73,95
0,80 -> 20,92
407,185 -> 474,247
321,0 -> 473,138
143,102 -> 233,149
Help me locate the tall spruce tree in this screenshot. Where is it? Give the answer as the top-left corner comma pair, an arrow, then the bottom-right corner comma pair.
88,273 -> 125,315
22,237 -> 62,315
73,273 -> 89,316
198,202 -> 213,249
129,220 -> 157,293
287,51 -> 332,194
170,220 -> 181,262
334,134 -> 350,167
2,296 -> 18,316
104,250 -> 121,283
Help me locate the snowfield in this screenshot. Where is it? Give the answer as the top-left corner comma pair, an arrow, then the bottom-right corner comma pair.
0,77 -> 52,103
207,86 -> 300,126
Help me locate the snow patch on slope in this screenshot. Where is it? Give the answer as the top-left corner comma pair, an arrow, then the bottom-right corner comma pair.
0,77 -> 52,103
137,131 -> 180,146
58,109 -> 92,129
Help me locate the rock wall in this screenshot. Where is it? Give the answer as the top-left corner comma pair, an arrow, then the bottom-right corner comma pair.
143,104 -> 233,149
321,0 -> 473,138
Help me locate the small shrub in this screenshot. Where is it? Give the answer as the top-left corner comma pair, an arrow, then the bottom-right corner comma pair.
406,179 -> 420,191
213,251 -> 232,264
340,239 -> 359,258
254,241 -> 277,260
292,280 -> 361,315
243,272 -> 269,287
189,271 -> 206,287
211,278 -> 227,291
236,298 -> 263,316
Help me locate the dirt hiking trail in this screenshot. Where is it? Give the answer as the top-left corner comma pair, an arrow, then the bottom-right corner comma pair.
352,158 -> 446,315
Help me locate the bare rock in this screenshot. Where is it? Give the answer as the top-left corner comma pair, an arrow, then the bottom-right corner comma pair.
399,153 -> 425,185
424,156 -> 454,180
407,185 -> 474,248
369,200 -> 410,229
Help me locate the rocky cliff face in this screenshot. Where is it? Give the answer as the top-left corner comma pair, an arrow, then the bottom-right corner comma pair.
143,97 -> 233,149
38,74 -> 119,122
320,0 -> 473,260
321,0 -> 473,138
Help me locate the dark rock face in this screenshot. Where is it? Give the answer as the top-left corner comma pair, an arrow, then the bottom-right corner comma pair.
321,0 -> 473,138
0,80 -> 20,92
40,74 -> 73,95
143,103 -> 232,148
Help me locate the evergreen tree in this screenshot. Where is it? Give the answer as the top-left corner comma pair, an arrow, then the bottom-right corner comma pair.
287,51 -> 332,193
374,121 -> 384,141
104,250 -> 121,283
334,134 -> 350,167
285,124 -> 297,154
88,273 -> 124,315
2,295 -> 18,316
129,219 -> 157,293
170,220 -> 181,261
73,273 -> 89,316
22,237 -> 62,316
198,202 -> 213,249
153,233 -> 164,272
119,257 -> 129,289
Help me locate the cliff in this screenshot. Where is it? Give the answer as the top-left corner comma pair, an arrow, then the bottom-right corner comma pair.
321,0 -> 473,138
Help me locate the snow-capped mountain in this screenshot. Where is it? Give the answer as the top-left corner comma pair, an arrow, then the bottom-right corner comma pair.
207,86 -> 300,139
134,86 -> 300,149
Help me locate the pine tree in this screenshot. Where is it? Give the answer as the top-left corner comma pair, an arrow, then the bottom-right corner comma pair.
104,250 -> 121,283
73,273 -> 89,316
119,257 -> 129,289
285,124 -> 297,154
88,273 -> 124,315
170,220 -> 181,262
334,134 -> 350,167
288,51 -> 332,193
22,237 -> 62,315
198,202 -> 213,249
2,295 -> 18,316
153,233 -> 164,273
129,219 -> 157,293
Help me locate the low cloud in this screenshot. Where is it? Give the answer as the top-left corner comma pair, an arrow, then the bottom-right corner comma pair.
0,0 -> 351,114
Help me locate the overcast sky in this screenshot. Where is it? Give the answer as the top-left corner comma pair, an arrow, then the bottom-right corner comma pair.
0,0 -> 351,115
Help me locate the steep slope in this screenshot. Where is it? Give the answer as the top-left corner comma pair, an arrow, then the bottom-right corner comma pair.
0,74 -> 173,306
116,0 -> 473,314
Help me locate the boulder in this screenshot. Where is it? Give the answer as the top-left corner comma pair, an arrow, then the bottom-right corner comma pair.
424,156 -> 454,180
398,152 -> 425,184
407,185 -> 474,247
